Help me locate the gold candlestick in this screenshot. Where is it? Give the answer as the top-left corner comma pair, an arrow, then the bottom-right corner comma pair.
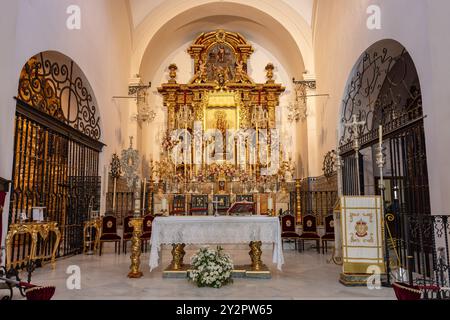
127,217 -> 144,278
295,178 -> 301,224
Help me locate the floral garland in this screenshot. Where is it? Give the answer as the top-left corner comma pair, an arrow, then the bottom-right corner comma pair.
189,246 -> 234,288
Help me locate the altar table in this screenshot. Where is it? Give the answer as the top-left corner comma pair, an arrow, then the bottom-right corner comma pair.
149,216 -> 284,273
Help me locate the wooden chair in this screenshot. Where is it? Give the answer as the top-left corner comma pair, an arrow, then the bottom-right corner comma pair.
140,214 -> 154,252
298,214 -> 321,253
99,216 -> 121,255
122,214 -> 134,254
280,210 -> 300,250
321,214 -> 335,254
171,194 -> 186,215
190,195 -> 208,216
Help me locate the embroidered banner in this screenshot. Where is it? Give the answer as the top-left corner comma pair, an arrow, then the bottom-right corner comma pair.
341,196 -> 385,274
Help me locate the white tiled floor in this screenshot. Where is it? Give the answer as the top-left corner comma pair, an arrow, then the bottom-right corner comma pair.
12,243 -> 396,300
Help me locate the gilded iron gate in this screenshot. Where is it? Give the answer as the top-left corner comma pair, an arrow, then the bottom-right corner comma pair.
339,41 -> 439,287
8,52 -> 104,268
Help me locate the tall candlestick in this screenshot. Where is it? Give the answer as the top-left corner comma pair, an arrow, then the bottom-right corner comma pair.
266,136 -> 269,172
112,177 -> 117,214
142,178 -> 146,214
174,152 -> 177,175
244,139 -> 247,170
379,125 -> 383,146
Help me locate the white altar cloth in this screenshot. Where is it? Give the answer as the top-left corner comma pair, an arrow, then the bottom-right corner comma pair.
149,216 -> 284,271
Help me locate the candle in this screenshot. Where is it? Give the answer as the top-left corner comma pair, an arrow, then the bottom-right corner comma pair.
244,139 -> 247,169
266,138 -> 269,172
162,197 -> 167,211
268,197 -> 273,210
142,178 -> 146,213
379,125 -> 383,146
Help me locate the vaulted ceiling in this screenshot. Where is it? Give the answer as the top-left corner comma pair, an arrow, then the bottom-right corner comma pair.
127,0 -> 315,30
125,0 -> 316,79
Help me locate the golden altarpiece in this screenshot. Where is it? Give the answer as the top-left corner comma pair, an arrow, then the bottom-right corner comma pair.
154,30 -> 297,216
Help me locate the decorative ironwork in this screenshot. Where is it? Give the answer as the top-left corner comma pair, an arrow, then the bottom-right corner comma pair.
18,52 -> 101,140
384,213 -> 450,299
322,150 -> 338,178
120,137 -> 140,190
339,46 -> 422,152
110,153 -> 121,179
9,53 -> 103,268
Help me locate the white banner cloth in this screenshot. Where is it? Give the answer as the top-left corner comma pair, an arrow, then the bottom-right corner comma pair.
149,216 -> 284,271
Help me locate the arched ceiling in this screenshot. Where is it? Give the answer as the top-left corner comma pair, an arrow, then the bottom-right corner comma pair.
139,14 -> 306,84
127,0 -> 314,78
128,0 -> 315,29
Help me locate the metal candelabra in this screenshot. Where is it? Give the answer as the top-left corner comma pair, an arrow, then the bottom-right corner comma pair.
345,115 -> 366,195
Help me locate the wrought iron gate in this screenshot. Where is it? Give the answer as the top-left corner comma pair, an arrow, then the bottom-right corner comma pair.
8,52 -> 104,267
338,41 -> 441,288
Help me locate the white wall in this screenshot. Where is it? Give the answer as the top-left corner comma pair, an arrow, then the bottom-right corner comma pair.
313,0 -> 450,214
0,0 -> 132,251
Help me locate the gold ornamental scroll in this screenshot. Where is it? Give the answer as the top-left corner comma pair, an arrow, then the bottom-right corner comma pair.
6,221 -> 61,270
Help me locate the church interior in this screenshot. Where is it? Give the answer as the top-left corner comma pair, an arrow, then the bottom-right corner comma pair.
1,0 -> 450,301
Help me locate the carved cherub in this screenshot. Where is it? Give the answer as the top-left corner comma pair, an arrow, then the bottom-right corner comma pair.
191,59 -> 207,83
234,60 -> 252,83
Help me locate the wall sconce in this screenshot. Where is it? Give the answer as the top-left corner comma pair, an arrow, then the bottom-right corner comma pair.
288,78 -> 329,122
113,78 -> 156,126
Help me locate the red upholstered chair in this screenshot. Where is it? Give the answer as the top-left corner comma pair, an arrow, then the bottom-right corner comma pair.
321,214 -> 335,254
298,214 -> 321,253
99,216 -> 121,255
140,214 -> 154,252
122,215 -> 134,254
280,210 -> 300,250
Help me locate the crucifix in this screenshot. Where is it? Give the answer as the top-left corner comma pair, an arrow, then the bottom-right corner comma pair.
345,114 -> 366,195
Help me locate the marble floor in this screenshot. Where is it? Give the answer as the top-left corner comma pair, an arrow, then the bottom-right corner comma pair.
11,243 -> 395,300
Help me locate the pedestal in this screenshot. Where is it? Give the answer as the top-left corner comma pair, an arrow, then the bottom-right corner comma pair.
127,218 -> 144,278
162,242 -> 271,279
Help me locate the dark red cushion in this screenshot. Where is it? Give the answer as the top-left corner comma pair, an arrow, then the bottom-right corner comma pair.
123,216 -> 134,234
302,215 -> 317,233
123,233 -> 132,240
299,232 -> 320,239
100,234 -> 121,241
393,282 -> 421,300
281,215 -> 296,232
140,232 -> 151,240
282,231 -> 300,238
321,233 -> 335,240
142,215 -> 154,233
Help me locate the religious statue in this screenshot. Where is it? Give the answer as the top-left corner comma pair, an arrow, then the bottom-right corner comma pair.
191,59 -> 207,83
215,111 -> 228,138
234,60 -> 252,83
265,63 -> 275,84
217,45 -> 226,63
214,68 -> 228,89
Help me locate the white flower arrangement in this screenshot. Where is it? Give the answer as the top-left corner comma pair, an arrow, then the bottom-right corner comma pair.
188,246 -> 234,288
